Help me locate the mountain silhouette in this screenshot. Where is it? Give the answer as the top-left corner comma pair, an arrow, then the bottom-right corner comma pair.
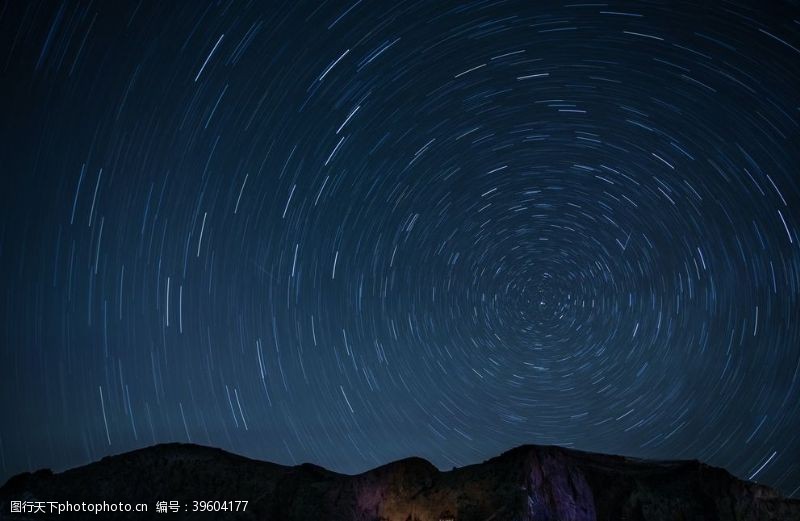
1,443 -> 797,520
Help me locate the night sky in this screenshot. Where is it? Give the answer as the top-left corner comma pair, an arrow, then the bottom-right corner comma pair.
1,0 -> 799,498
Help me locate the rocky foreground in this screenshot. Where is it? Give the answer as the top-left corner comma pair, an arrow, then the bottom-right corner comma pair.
0,443 -> 797,520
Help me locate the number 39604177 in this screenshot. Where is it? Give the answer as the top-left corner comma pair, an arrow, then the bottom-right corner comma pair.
191,500 -> 248,512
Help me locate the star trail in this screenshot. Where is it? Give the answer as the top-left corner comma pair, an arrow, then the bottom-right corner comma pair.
1,0 -> 799,498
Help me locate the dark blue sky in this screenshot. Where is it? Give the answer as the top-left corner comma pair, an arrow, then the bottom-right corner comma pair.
1,0 -> 799,497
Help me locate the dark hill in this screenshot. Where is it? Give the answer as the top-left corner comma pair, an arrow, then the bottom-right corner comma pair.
0,443 -> 797,520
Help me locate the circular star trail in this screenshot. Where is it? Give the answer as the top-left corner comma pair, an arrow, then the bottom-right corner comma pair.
1,0 -> 799,497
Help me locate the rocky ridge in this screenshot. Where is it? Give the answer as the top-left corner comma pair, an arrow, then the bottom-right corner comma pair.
0,443 -> 797,520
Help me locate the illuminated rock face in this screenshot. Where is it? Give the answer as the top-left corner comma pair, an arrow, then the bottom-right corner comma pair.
1,443 -> 798,520
523,449 -> 596,521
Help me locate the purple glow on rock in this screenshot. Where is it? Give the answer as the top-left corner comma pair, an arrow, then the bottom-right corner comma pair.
525,449 -> 597,521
